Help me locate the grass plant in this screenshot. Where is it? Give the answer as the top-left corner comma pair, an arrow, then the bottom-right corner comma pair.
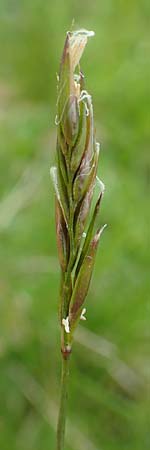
51,30 -> 106,450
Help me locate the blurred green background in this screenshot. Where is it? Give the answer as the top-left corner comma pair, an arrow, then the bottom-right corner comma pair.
0,1 -> 150,449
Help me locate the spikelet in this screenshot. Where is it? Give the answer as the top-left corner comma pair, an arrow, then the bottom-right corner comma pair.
51,30 -> 106,356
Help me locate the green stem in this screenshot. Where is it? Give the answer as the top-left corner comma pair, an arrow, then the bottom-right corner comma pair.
56,354 -> 70,450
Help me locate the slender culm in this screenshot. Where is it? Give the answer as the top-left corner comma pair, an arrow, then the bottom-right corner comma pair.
51,29 -> 106,450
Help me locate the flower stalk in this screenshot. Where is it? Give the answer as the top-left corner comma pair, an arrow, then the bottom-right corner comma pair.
56,354 -> 70,450
51,29 -> 106,450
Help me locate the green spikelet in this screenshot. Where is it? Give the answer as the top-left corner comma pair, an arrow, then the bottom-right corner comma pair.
51,29 -> 106,356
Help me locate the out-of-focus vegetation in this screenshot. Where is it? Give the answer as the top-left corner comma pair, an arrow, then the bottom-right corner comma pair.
0,1 -> 150,449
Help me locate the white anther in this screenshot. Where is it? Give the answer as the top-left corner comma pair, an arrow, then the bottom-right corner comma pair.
82,232 -> 86,238
62,317 -> 70,333
80,308 -> 87,321
96,176 -> 105,194
73,29 -> 95,38
78,90 -> 92,116
96,141 -> 100,153
80,90 -> 91,99
99,223 -> 107,236
74,74 -> 81,83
